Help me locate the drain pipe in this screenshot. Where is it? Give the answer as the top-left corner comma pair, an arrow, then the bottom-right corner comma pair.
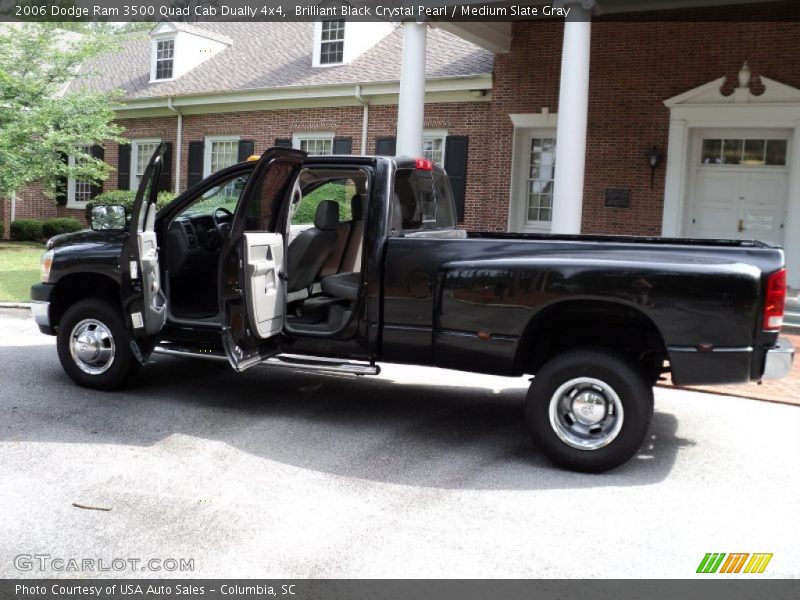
355,85 -> 369,155
167,97 -> 182,193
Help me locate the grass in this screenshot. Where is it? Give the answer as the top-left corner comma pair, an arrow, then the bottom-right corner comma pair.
0,241 -> 46,302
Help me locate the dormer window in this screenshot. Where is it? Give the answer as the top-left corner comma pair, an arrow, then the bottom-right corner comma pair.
319,20 -> 344,65
155,39 -> 174,80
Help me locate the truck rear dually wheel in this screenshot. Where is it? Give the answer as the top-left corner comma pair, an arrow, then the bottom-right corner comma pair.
57,299 -> 140,390
525,349 -> 653,473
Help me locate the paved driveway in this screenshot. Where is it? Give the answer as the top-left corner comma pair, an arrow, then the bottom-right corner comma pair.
1,308 -> 798,578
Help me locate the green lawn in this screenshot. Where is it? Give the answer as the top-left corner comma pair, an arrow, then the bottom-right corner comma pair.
0,241 -> 46,302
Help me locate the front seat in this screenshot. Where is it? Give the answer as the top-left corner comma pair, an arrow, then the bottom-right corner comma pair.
286,200 -> 339,293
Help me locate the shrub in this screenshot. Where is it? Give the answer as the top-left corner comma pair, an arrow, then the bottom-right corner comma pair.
43,217 -> 84,238
0,220 -> 4,239
86,189 -> 177,220
10,219 -> 44,241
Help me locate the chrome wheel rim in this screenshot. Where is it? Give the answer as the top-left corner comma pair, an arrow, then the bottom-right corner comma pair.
548,377 -> 624,451
69,318 -> 116,375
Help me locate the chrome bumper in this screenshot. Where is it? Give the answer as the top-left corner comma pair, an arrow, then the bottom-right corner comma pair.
763,337 -> 794,380
30,300 -> 51,328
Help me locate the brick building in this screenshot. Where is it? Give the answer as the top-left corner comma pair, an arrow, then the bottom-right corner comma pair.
3,0 -> 800,288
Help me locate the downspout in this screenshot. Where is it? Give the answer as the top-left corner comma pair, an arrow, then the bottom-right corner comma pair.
167,97 -> 182,193
355,85 -> 369,155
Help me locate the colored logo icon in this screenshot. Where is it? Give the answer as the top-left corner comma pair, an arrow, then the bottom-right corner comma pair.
697,553 -> 773,574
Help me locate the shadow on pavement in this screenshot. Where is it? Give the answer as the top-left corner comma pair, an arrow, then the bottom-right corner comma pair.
1,345 -> 695,490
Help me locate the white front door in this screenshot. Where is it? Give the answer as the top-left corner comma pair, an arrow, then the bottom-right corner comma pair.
689,169 -> 788,243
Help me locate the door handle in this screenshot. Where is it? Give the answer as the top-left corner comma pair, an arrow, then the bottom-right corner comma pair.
737,219 -> 744,233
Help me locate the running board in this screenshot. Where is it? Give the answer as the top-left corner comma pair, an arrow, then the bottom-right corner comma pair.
153,345 -> 380,376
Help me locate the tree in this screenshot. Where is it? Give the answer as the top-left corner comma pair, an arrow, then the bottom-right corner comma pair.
0,23 -> 125,198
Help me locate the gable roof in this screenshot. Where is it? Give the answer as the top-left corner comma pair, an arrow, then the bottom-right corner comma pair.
66,22 -> 494,102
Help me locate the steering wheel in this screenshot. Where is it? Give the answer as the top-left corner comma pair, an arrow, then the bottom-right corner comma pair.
211,207 -> 233,238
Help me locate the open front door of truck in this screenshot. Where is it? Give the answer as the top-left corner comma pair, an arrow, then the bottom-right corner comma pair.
218,148 -> 306,371
120,143 -> 168,353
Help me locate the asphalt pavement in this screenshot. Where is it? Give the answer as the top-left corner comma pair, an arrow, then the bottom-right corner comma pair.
1,308 -> 798,578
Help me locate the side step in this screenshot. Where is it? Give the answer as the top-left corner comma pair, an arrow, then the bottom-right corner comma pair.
153,345 -> 380,376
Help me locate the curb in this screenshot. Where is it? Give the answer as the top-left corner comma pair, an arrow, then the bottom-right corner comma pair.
0,302 -> 30,309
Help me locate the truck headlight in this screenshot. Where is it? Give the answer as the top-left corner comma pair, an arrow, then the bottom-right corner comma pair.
40,250 -> 54,283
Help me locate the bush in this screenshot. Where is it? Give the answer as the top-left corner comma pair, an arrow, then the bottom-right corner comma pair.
0,220 -> 4,239
86,189 -> 177,220
43,217 -> 83,238
10,219 -> 44,241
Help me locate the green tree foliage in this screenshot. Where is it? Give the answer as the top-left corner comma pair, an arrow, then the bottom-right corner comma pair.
0,23 -> 124,197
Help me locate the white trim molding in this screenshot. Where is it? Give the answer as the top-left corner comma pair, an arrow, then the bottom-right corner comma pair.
662,71 -> 800,287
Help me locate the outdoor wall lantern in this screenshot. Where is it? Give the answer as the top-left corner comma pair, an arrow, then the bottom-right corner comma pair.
645,146 -> 664,189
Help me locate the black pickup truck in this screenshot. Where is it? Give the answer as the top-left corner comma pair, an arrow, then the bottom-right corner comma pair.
31,144 -> 794,472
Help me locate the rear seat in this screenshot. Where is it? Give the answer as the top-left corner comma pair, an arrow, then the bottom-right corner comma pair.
321,193 -> 368,301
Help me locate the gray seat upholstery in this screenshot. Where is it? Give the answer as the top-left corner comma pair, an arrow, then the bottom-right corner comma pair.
286,200 -> 339,293
321,271 -> 360,301
339,193 -> 368,273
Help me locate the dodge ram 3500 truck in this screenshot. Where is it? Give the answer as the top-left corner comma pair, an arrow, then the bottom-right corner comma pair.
31,145 -> 794,472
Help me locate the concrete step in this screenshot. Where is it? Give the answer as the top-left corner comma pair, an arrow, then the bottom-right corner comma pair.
785,292 -> 800,334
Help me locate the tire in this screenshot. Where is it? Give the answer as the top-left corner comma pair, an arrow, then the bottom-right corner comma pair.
56,299 -> 141,391
525,348 -> 654,473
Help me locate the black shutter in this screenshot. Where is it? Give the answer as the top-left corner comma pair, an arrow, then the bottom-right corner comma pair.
187,141 -> 204,189
158,142 -> 173,192
444,136 -> 469,222
333,137 -> 352,154
375,137 -> 396,156
274,138 -> 292,148
90,145 -> 104,199
238,140 -> 255,162
55,152 -> 68,206
117,143 -> 131,191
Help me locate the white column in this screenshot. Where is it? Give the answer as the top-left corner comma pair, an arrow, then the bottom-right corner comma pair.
661,118 -> 689,236
551,1 -> 594,234
396,21 -> 427,157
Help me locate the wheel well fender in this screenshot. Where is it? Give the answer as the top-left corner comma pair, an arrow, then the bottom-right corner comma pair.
514,299 -> 668,378
50,273 -> 121,330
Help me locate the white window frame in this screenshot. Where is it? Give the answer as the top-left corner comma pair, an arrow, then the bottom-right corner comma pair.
66,146 -> 93,209
130,138 -> 161,191
150,36 -> 176,82
422,129 -> 448,167
203,135 -> 241,177
313,19 -> 346,67
292,133 -> 335,155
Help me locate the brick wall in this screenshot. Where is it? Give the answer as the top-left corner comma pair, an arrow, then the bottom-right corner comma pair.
485,1 -> 800,234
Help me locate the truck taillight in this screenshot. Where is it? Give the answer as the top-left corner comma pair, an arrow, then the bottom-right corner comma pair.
763,268 -> 786,331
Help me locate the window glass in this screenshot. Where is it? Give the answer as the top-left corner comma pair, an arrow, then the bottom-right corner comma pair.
432,172 -> 456,229
181,173 -> 249,218
766,140 -> 788,166
320,20 -> 345,64
155,39 -> 174,80
133,141 -> 160,189
70,145 -> 92,205
527,137 -> 556,223
701,139 -> 722,164
291,179 -> 354,226
298,137 -> 333,155
702,138 -> 787,166
392,169 -> 438,232
210,140 -> 238,173
422,135 -> 445,167
722,139 -> 743,165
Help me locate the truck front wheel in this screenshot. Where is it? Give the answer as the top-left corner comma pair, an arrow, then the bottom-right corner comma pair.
525,349 -> 653,473
56,299 -> 140,391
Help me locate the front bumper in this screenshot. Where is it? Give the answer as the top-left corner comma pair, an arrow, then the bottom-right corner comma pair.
763,337 -> 794,380
30,283 -> 55,335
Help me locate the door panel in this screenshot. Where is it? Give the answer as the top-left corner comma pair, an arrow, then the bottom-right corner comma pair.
689,168 -> 787,244
243,232 -> 285,339
218,147 -> 305,370
121,142 -> 168,342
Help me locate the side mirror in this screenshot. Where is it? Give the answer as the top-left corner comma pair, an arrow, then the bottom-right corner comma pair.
91,205 -> 126,231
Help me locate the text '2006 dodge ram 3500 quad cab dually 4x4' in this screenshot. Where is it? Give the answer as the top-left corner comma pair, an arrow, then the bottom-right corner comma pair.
31,145 -> 794,472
